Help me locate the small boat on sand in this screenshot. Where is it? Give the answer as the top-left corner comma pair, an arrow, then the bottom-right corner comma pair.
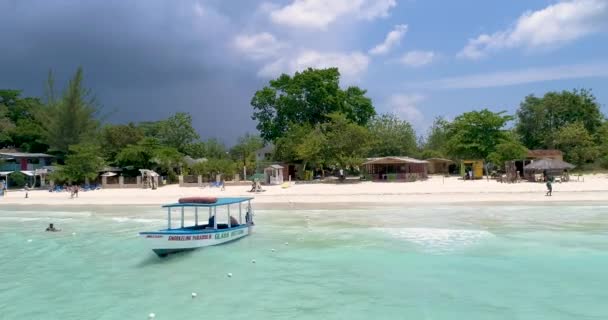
140,197 -> 255,257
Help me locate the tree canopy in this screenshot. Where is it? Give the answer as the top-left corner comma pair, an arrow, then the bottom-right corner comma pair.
554,122 -> 599,166
40,68 -> 100,158
51,143 -> 105,183
367,114 -> 417,157
156,112 -> 200,154
516,89 -> 604,149
251,68 -> 375,141
423,116 -> 450,157
0,90 -> 47,152
446,109 -> 514,160
229,134 -> 264,176
99,123 -> 145,162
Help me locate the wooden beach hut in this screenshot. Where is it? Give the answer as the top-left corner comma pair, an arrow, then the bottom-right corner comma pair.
264,164 -> 284,185
426,158 -> 453,175
523,158 -> 574,182
362,157 -> 428,182
460,160 -> 484,179
527,149 -> 563,161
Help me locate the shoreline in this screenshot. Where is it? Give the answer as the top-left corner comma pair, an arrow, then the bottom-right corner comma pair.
1,175 -> 607,210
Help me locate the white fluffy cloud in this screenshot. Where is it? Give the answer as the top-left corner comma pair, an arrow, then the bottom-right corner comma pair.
459,0 -> 608,59
233,32 -> 285,60
387,94 -> 425,125
268,0 -> 396,30
258,50 -> 370,81
400,50 -> 435,67
369,24 -> 408,55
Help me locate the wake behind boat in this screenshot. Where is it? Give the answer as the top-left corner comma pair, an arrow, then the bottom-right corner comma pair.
139,197 -> 255,257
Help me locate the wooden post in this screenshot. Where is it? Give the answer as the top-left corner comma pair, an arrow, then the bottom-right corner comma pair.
195,207 -> 198,226
180,207 -> 184,228
167,208 -> 171,230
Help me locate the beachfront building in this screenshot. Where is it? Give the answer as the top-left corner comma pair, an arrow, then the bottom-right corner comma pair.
460,160 -> 484,179
264,164 -> 284,185
255,144 -> 274,163
426,158 -> 453,175
0,151 -> 54,188
0,151 -> 53,171
506,149 -> 564,179
523,158 -> 575,182
362,157 -> 428,182
527,149 -> 563,161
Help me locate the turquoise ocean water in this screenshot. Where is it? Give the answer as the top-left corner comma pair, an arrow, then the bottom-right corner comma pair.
1,204 -> 607,319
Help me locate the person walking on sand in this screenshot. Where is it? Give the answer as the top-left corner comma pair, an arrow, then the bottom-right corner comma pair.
545,176 -> 553,196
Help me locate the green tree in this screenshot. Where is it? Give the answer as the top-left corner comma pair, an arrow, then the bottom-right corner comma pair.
488,134 -> 529,165
596,121 -> 608,168
40,67 -> 100,158
0,90 -> 47,152
0,104 -> 14,146
138,121 -> 163,138
295,126 -> 327,173
99,123 -> 145,161
516,89 -> 604,149
157,112 -> 200,153
274,124 -> 311,163
51,144 -> 105,183
554,122 -> 599,166
190,158 -> 237,179
185,138 -> 228,159
151,145 -> 184,179
230,134 -> 264,176
423,116 -> 450,157
322,113 -> 372,169
274,123 -> 324,178
8,172 -> 27,188
446,109 -> 514,160
367,114 -> 417,157
251,68 -> 375,141
115,138 -> 183,175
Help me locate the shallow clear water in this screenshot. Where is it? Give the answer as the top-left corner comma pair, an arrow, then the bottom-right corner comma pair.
1,204 -> 607,319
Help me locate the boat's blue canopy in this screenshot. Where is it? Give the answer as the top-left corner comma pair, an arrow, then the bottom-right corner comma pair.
162,197 -> 253,208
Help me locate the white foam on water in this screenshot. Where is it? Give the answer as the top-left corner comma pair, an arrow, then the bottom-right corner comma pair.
377,227 -> 494,252
0,217 -> 42,222
0,216 -> 74,222
0,210 -> 93,217
109,217 -> 165,224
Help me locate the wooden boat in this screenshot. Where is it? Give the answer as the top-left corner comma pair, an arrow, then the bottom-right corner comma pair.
139,197 -> 254,257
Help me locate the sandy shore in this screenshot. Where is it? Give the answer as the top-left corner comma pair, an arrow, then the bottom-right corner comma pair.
2,174 -> 608,209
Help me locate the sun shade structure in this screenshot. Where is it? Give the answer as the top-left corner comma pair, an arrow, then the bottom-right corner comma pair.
100,172 -> 118,177
363,156 -> 429,181
162,197 -> 254,208
524,158 -> 575,171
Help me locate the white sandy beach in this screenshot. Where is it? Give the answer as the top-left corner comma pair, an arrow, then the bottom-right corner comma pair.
2,174 -> 608,208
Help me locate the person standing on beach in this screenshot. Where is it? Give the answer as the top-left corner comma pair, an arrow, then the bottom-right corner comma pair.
546,177 -> 553,196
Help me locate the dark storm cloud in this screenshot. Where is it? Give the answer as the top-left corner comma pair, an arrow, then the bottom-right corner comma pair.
0,0 -> 265,143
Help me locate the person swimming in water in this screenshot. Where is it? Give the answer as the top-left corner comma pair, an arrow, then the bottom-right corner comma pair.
45,223 -> 60,232
245,210 -> 255,226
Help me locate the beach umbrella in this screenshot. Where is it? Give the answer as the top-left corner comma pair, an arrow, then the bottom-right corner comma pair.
524,158 -> 575,171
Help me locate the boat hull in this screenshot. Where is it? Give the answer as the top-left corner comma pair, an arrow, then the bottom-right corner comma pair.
140,225 -> 251,257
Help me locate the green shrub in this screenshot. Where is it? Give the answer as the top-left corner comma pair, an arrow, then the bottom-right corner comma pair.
8,172 -> 27,188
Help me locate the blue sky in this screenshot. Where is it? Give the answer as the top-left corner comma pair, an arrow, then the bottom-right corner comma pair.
1,0 -> 607,142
